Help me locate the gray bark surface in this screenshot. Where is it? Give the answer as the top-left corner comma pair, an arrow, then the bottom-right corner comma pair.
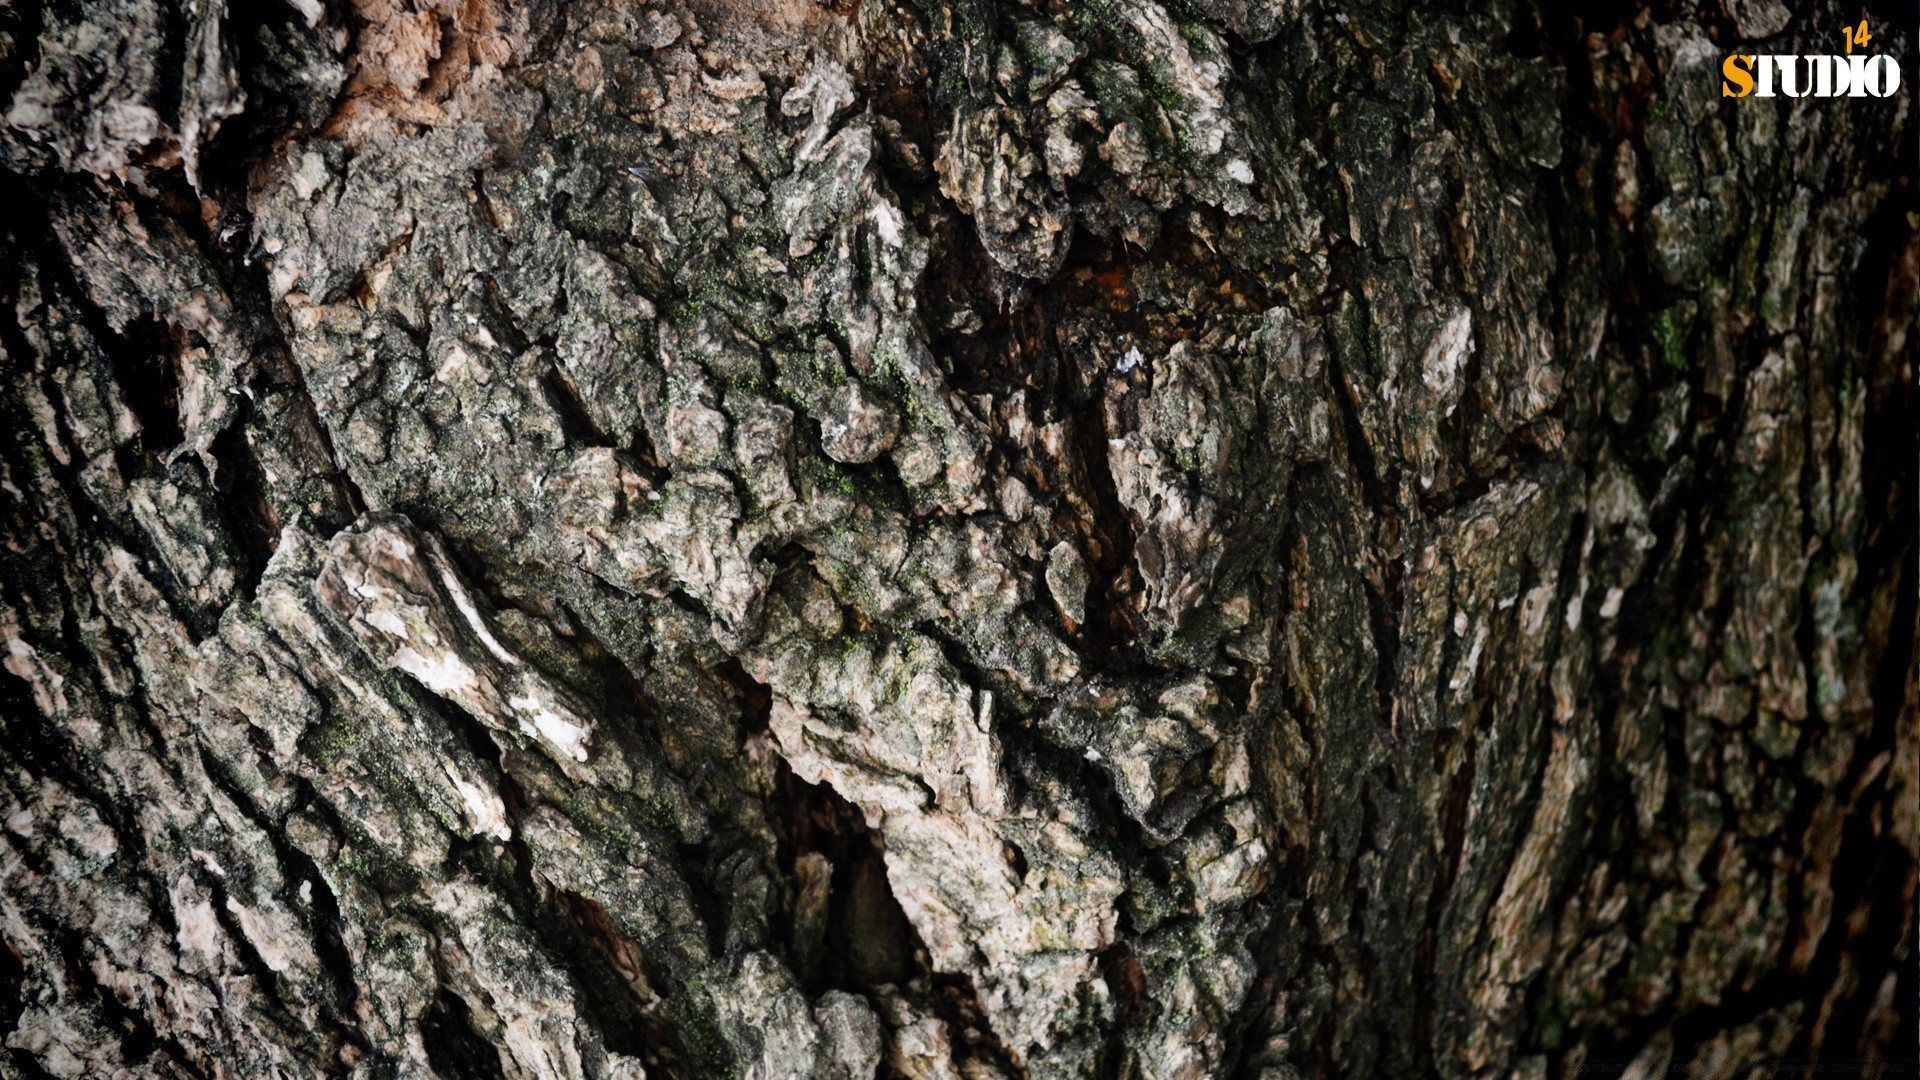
0,0 -> 1912,1076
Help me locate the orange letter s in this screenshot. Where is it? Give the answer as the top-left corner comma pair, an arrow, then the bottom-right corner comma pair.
1723,54 -> 1756,97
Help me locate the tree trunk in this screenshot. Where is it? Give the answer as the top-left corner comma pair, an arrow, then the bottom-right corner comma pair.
0,0 -> 1912,1076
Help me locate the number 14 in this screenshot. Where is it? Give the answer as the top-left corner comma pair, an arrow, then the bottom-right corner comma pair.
1842,18 -> 1872,53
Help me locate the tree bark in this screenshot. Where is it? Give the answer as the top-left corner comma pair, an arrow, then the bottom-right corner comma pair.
0,0 -> 1912,1077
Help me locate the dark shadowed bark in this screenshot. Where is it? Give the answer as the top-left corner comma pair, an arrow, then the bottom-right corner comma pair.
0,0 -> 1912,1076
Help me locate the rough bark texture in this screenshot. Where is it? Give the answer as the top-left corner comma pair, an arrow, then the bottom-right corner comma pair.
0,0 -> 1913,1076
